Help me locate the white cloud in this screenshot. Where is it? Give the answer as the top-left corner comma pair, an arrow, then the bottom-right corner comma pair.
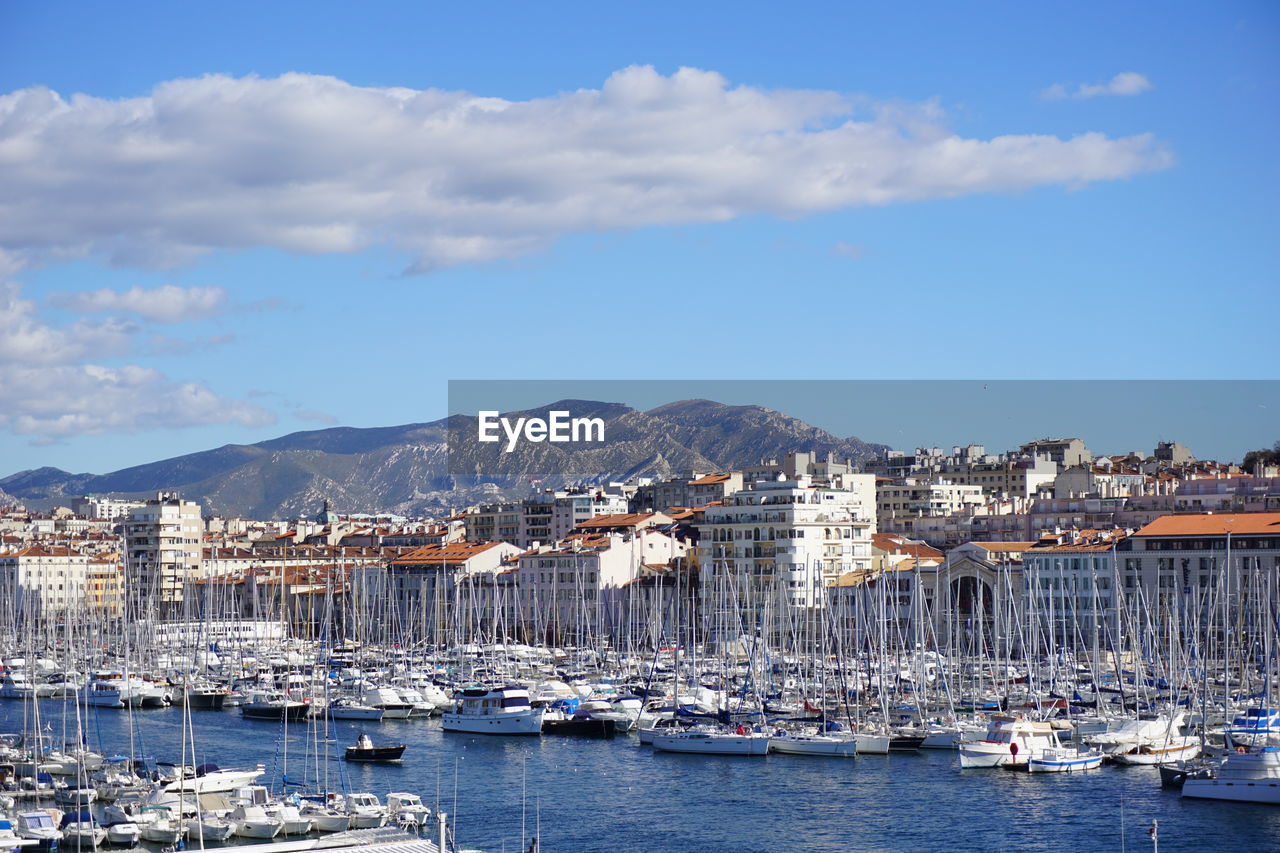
832,241 -> 865,259
51,284 -> 227,323
0,277 -> 274,438
0,67 -> 1173,272
1042,72 -> 1154,101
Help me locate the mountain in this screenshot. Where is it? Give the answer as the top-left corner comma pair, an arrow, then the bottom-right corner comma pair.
0,399 -> 889,518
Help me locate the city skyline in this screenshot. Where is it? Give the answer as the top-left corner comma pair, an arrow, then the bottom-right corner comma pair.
2,2 -> 1277,475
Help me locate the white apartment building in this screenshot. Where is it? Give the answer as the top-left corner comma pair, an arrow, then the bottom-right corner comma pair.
877,480 -> 985,523
700,475 -> 876,609
124,492 -> 204,613
0,545 -> 90,618
71,495 -> 148,521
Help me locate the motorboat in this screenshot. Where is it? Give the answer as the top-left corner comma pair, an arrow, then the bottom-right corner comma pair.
102,818 -> 141,849
1182,746 -> 1280,804
59,811 -> 106,849
0,818 -> 40,850
182,683 -> 227,710
361,688 -> 414,720
299,796 -> 352,833
133,806 -> 184,845
161,762 -> 265,794
240,691 -> 309,721
14,813 -> 61,851
326,699 -> 384,721
386,792 -> 432,831
230,786 -> 284,839
958,715 -> 1063,768
441,685 -> 544,736
264,802 -> 313,836
344,733 -> 406,763
342,793 -> 387,829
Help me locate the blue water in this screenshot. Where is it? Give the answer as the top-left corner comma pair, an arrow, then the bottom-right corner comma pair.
4,701 -> 1276,853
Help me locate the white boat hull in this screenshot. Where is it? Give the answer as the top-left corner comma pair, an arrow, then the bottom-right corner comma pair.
1182,777 -> 1280,804
854,733 -> 891,755
441,707 -> 544,735
769,736 -> 857,757
652,731 -> 770,755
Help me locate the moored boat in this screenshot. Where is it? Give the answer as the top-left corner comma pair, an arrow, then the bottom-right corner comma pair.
1026,747 -> 1105,773
1182,746 -> 1280,805
441,685 -> 544,736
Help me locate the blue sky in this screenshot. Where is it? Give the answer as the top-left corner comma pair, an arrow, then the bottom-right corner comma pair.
0,1 -> 1276,476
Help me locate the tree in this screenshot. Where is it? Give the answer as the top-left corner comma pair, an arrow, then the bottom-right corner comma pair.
1241,441 -> 1280,471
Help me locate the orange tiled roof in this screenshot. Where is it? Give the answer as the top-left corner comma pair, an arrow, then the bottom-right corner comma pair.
688,474 -> 732,485
391,541 -> 508,566
1134,512 -> 1280,538
577,512 -> 660,529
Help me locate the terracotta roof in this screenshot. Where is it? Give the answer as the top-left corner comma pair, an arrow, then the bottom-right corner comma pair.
871,533 -> 943,561
1134,512 -> 1280,538
0,545 -> 84,558
391,541 -> 509,566
576,512 -> 662,529
688,474 -> 732,485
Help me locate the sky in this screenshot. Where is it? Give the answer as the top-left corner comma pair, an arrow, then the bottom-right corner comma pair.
0,1 -> 1277,476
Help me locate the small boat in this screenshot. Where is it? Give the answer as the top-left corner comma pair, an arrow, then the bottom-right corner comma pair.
386,793 -> 432,831
344,733 -> 406,762
14,812 -> 61,851
1026,748 -> 1105,773
59,811 -> 107,849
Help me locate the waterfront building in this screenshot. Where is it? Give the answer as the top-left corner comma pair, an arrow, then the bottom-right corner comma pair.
1119,512 -> 1280,648
0,545 -> 90,618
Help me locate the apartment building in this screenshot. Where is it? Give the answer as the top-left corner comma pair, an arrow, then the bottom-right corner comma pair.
123,492 -> 204,613
0,545 -> 90,618
699,475 -> 876,609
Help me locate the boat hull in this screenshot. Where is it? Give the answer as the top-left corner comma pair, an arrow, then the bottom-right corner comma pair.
441,708 -> 544,736
652,732 -> 770,755
769,737 -> 857,757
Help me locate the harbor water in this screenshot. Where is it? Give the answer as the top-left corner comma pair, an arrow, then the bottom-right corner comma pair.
3,701 -> 1275,853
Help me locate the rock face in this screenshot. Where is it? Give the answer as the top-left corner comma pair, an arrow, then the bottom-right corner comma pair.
0,399 -> 888,518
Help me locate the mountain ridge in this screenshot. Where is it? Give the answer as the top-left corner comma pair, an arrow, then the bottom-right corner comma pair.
0,399 -> 888,518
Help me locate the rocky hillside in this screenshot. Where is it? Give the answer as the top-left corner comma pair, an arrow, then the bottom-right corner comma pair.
0,399 -> 888,518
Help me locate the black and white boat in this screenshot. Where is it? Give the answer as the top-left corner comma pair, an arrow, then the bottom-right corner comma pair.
344,733 -> 406,763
